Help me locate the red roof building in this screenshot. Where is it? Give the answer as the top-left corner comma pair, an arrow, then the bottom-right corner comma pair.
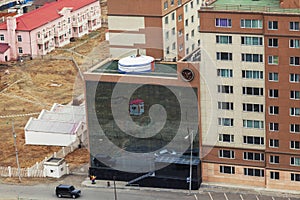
0,0 -> 101,62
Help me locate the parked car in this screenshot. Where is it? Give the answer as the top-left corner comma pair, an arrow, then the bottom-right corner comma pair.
55,184 -> 81,199
92,154 -> 116,167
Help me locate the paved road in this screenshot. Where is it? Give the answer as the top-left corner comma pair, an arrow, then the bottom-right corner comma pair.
1,174 -> 299,200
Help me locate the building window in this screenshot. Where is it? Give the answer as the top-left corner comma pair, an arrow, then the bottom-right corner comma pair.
268,38 -> 278,47
186,48 -> 189,55
243,103 -> 263,113
268,56 -> 279,65
242,70 -> 263,79
290,39 -> 300,48
269,106 -> 279,115
171,0 -> 174,5
217,52 -> 232,61
178,29 -> 183,37
291,141 -> 300,149
17,35 -> 22,42
290,91 -> 300,99
243,152 -> 264,161
220,166 -> 235,174
178,15 -> 182,22
241,36 -> 263,46
217,69 -> 233,77
243,136 -> 264,145
291,157 -> 300,166
165,31 -> 169,40
216,35 -> 232,44
291,173 -> 300,181
172,27 -> 175,35
191,15 -> 194,23
218,118 -> 234,127
190,1 -> 193,8
215,18 -> 232,28
270,171 -> 280,180
178,0 -> 182,6
185,4 -> 188,12
270,155 -> 279,164
290,21 -> 299,31
268,72 -> 278,81
269,89 -> 279,98
185,19 -> 188,26
290,57 -> 300,66
0,34 -> 4,41
268,21 -> 278,30
166,47 -> 170,54
172,42 -> 176,50
290,74 -> 300,82
191,29 -> 194,37
18,47 -> 23,54
290,107 -> 300,116
243,120 -> 264,129
291,124 -> 300,133
179,44 -> 183,51
219,150 -> 235,159
218,102 -> 234,110
218,85 -> 233,94
240,19 -> 262,28
244,168 -> 264,177
269,123 -> 279,131
219,134 -> 234,143
185,33 -> 189,41
164,1 -> 168,9
164,16 -> 168,24
243,87 -> 264,96
241,53 -> 263,62
270,139 -> 279,148
192,44 -> 195,51
171,12 -> 175,20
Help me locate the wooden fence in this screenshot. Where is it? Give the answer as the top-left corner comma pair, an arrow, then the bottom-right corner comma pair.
0,139 -> 80,178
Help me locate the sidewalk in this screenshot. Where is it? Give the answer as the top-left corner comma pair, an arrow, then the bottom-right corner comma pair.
80,177 -> 300,198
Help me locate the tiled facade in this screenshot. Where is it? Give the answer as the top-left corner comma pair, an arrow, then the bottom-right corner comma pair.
199,2 -> 300,190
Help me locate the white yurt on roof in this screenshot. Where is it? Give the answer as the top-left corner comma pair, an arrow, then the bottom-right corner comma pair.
118,50 -> 155,73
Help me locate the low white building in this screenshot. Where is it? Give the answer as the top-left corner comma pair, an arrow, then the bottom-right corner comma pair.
24,104 -> 87,146
43,157 -> 68,178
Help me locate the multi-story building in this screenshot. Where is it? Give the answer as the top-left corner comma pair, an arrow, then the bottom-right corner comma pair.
199,0 -> 300,191
86,0 -> 300,191
0,0 -> 101,62
107,0 -> 203,61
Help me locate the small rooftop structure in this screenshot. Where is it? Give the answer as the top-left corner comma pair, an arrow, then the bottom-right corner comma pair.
43,157 -> 68,178
118,54 -> 155,73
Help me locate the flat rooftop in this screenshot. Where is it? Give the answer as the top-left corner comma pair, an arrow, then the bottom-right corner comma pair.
207,0 -> 300,14
90,59 -> 178,78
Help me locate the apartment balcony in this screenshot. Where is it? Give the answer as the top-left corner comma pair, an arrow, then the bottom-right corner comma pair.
72,19 -> 86,27
54,27 -> 69,37
88,12 -> 100,21
36,35 -> 53,44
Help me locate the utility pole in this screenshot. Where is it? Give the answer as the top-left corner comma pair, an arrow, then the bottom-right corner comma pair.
113,176 -> 118,200
11,120 -> 21,182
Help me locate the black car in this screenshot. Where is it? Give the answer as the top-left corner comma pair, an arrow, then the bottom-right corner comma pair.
55,184 -> 81,199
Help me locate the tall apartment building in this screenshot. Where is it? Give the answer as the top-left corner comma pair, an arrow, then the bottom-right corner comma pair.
199,0 -> 300,191
107,0 -> 203,60
92,0 -> 300,191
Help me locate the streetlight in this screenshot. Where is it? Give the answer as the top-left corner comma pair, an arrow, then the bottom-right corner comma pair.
11,120 -> 21,182
184,129 -> 194,195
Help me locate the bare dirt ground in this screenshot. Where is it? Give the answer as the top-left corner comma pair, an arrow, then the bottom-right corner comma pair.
0,26 -> 108,170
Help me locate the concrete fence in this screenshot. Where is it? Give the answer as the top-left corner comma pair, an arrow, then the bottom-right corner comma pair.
0,139 -> 80,178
